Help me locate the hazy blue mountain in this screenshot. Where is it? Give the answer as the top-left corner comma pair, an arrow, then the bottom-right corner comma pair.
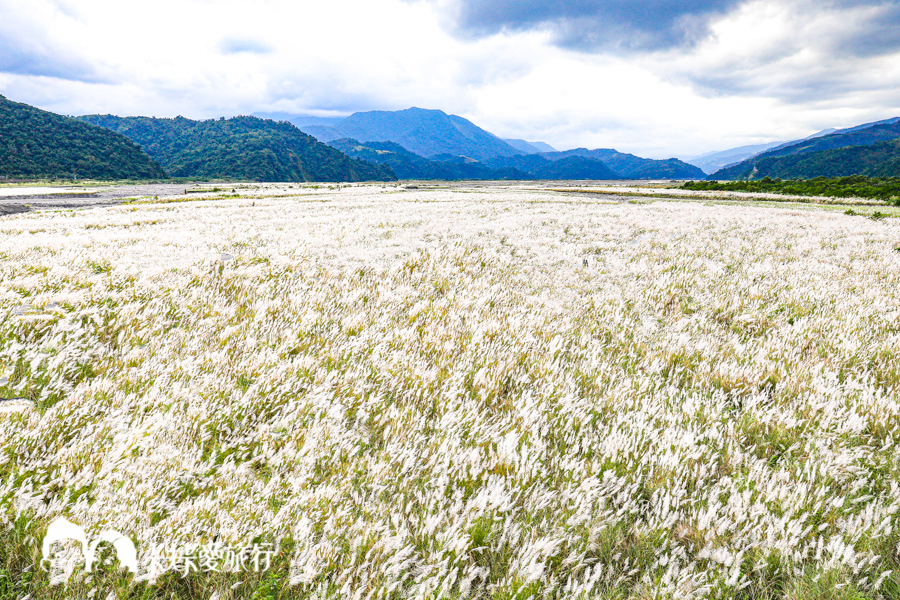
502,138 -> 557,154
327,139 -> 531,180
796,128 -> 836,141
528,141 -> 557,153
299,125 -> 343,142
769,118 -> 900,157
685,141 -> 786,175
330,139 -> 623,180
685,123 -> 896,175
296,107 -> 526,161
713,118 -> 900,180
79,114 -> 395,182
537,148 -> 705,179
759,118 -> 898,157
252,112 -> 345,128
0,95 -> 165,180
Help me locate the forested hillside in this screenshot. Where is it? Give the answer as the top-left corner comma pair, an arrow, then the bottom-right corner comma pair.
711,138 -> 900,180
79,114 -> 395,182
0,95 -> 165,180
713,120 -> 900,179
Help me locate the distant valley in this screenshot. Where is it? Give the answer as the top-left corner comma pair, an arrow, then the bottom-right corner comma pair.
684,142 -> 787,175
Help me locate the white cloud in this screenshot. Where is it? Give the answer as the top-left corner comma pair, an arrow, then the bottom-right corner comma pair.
1,0 -> 899,157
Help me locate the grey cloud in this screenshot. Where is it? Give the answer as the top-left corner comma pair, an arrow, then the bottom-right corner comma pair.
440,0 -> 747,51
219,38 -> 273,55
691,65 -> 878,104
434,0 -> 900,60
0,37 -> 105,82
679,59 -> 900,112
821,2 -> 900,58
679,1 -> 900,103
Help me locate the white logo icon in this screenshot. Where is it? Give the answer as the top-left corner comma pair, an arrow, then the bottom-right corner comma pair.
42,517 -> 138,578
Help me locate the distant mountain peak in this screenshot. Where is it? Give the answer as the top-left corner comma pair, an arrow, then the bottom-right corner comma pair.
402,106 -> 446,114
289,108 -> 526,161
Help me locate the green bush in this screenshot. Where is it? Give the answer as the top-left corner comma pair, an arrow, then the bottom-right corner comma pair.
684,175 -> 900,201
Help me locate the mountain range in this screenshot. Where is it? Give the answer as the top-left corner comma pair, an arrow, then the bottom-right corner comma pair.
329,138 -> 624,180
479,149 -> 704,180
682,125 -> 865,175
712,138 -> 900,180
537,149 -> 705,180
0,97 -> 703,182
290,107 -> 530,161
329,138 -> 704,180
77,114 -> 395,182
712,118 -> 900,180
8,93 -> 897,185
255,110 -> 558,156
285,107 -> 703,179
327,139 -> 533,180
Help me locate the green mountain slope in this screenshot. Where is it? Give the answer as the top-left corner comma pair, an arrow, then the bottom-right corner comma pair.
0,95 -> 165,179
544,148 -> 705,179
761,117 -> 900,157
713,120 -> 900,180
713,138 -> 900,180
328,139 -> 531,180
301,108 -> 525,161
79,114 -> 395,182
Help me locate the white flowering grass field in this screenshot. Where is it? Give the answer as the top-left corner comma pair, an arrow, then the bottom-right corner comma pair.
1,183 -> 900,599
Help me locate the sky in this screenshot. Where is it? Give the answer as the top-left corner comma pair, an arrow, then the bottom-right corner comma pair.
1,0 -> 899,158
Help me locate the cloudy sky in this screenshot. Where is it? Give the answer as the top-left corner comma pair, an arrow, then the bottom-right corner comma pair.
1,0 -> 899,158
